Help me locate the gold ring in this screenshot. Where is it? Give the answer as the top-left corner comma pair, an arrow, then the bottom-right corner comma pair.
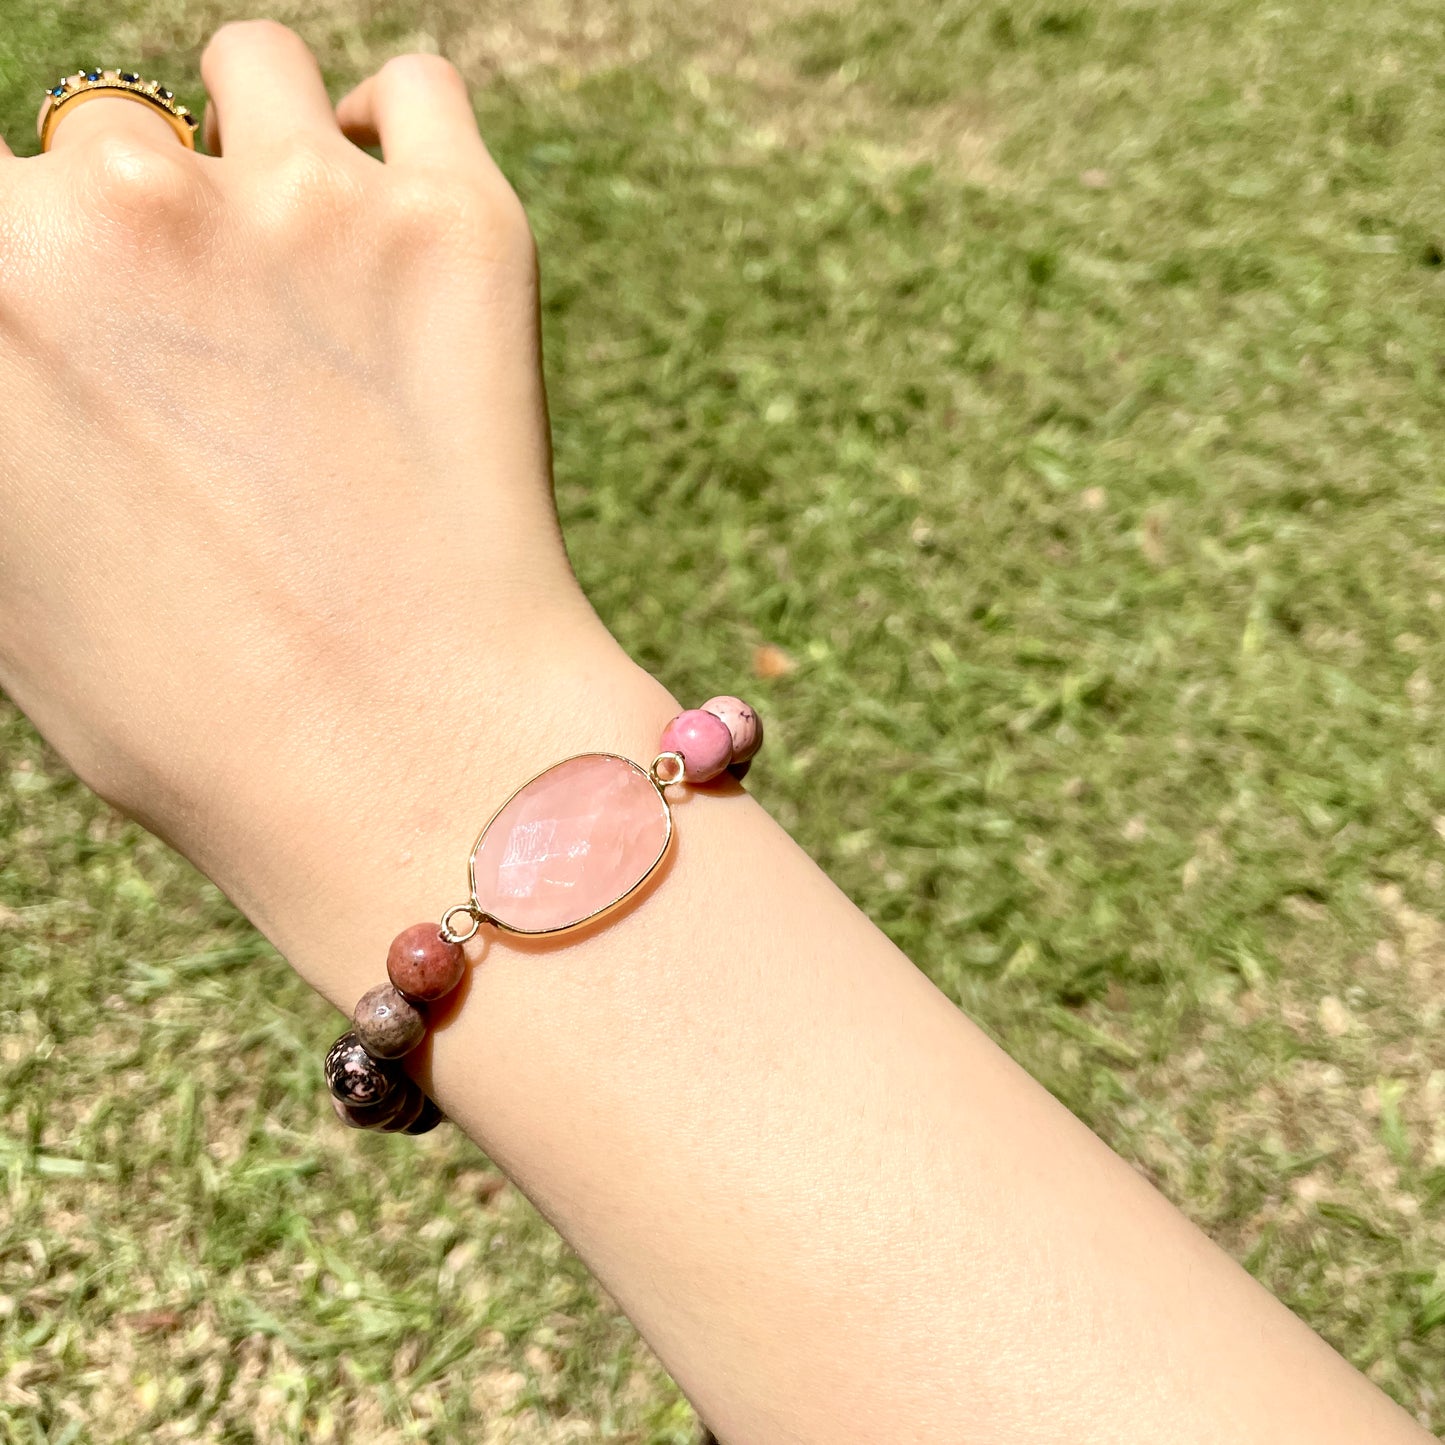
39,70 -> 198,153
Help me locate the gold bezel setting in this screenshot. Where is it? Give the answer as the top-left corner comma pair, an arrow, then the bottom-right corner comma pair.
459,752 -> 677,939
39,69 -> 198,152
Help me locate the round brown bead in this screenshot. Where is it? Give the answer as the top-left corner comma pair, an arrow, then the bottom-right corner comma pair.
331,1095 -> 369,1129
352,983 -> 427,1059
378,1079 -> 427,1132
387,922 -> 466,1002
402,1095 -> 445,1135
324,1032 -> 400,1107
331,1091 -> 409,1130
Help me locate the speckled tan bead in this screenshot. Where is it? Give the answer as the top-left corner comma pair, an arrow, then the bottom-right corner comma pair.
352,983 -> 427,1059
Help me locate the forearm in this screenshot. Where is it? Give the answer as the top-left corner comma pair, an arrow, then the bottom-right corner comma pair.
215,640 -> 1427,1445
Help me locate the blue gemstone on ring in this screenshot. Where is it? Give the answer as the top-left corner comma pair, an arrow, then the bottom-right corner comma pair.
85,70 -> 102,82
119,71 -> 139,83
154,86 -> 172,101
51,85 -> 66,98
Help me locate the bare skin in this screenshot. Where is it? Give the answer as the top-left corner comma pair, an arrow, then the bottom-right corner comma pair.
0,23 -> 1430,1444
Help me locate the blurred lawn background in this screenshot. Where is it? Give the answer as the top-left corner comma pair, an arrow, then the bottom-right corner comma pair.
3,0 -> 1445,1439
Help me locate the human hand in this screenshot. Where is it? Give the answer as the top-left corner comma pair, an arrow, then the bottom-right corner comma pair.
0,22 -> 664,992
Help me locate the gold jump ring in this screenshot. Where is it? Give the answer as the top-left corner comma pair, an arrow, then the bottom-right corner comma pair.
38,70 -> 198,153
438,903 -> 483,947
649,751 -> 686,789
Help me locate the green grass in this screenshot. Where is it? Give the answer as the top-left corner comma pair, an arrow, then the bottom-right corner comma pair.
4,0 -> 1445,1437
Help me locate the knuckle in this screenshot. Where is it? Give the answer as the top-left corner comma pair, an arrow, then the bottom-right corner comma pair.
260,142 -> 360,227
386,172 -> 479,232
489,184 -> 533,246
495,193 -> 539,277
483,184 -> 538,273
383,172 -> 534,269
77,136 -> 201,227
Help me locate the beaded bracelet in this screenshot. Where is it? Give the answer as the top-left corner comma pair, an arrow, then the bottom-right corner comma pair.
324,697 -> 763,1134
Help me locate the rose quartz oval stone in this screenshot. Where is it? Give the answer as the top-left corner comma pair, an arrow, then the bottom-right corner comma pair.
659,709 -> 733,782
701,695 -> 762,763
471,754 -> 671,934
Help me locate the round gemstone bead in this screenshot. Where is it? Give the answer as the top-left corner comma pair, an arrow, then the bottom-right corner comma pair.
331,1090 -> 408,1130
402,1096 -> 445,1135
387,922 -> 466,1002
659,709 -> 734,783
700,696 -> 762,763
324,1032 -> 399,1107
379,1081 -> 427,1132
352,983 -> 426,1059
331,1095 -> 369,1129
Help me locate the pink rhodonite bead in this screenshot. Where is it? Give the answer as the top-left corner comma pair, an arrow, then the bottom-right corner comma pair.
387,922 -> 465,1001
660,708 -> 733,782
472,754 -> 671,933
700,695 -> 762,763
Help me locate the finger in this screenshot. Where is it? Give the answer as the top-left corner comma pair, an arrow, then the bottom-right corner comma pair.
39,87 -> 185,156
200,19 -> 339,156
336,55 -> 503,182
0,133 -> 11,158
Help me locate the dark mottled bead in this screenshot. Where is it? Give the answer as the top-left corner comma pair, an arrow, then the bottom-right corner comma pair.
401,1096 -> 445,1135
324,1031 -> 399,1107
330,1095 -> 366,1129
387,922 -> 465,1002
378,1080 -> 427,1132
352,983 -> 426,1060
331,1091 -> 409,1130
727,758 -> 752,782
